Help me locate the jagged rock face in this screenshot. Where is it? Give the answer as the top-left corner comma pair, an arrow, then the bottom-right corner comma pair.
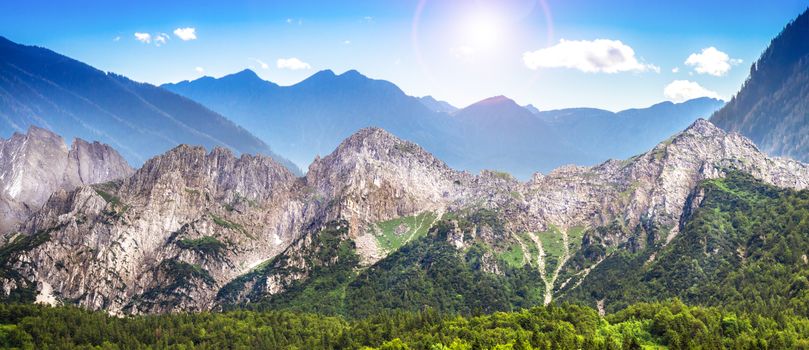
521,119 -> 809,245
0,126 -> 132,233
306,128 -> 464,231
8,144 -> 307,314
304,128 -> 477,264
4,120 -> 809,314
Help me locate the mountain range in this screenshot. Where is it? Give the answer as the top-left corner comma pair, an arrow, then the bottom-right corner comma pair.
0,7 -> 808,342
164,69 -> 723,178
539,97 -> 725,161
0,36 -> 297,172
1,116 -> 807,315
0,34 -> 723,180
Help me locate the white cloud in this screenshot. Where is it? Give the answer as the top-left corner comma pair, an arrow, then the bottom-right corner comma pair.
195,66 -> 204,73
154,33 -> 169,46
276,57 -> 311,70
663,80 -> 721,102
685,47 -> 742,76
134,32 -> 151,44
523,39 -> 659,73
113,36 -> 121,42
173,27 -> 197,41
343,40 -> 351,45
671,67 -> 679,73
249,57 -> 269,69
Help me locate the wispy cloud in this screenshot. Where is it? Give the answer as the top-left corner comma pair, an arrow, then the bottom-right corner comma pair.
685,47 -> 742,76
154,33 -> 169,46
135,28 -> 195,47
113,36 -> 121,42
277,57 -> 311,70
195,66 -> 204,73
523,39 -> 659,73
173,27 -> 197,41
134,32 -> 151,44
663,80 -> 720,102
249,57 -> 270,69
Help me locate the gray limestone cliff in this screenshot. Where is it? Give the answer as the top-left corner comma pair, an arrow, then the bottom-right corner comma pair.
0,126 -> 132,233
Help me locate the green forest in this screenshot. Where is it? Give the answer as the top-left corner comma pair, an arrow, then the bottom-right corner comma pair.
1,299 -> 808,349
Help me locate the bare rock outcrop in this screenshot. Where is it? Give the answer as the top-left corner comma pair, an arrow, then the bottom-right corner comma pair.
0,126 -> 132,233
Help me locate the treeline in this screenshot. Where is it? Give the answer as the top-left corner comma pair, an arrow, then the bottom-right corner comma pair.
1,299 -> 808,349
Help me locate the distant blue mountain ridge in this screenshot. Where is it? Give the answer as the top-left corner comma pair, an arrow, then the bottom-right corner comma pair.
0,36 -> 299,173
165,69 -> 723,178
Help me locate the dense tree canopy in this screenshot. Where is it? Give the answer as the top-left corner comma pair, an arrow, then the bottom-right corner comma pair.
1,300 -> 808,349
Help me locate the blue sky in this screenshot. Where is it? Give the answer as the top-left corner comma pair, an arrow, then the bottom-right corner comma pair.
1,0 -> 807,111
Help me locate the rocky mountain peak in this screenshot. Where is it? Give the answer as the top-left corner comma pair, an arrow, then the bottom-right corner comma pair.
679,118 -> 727,139
305,127 -> 463,241
0,126 -> 132,233
659,118 -> 764,164
69,138 -> 133,184
310,128 -> 448,170
124,143 -> 295,203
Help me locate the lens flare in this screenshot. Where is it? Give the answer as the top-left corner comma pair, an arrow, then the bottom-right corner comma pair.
460,11 -> 502,50
411,0 -> 555,92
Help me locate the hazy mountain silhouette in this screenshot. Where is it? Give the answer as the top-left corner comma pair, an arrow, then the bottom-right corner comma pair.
417,96 -> 458,113
164,69 -> 456,172
450,96 -> 589,176
541,97 -> 724,160
0,36 -> 297,172
165,69 -> 722,178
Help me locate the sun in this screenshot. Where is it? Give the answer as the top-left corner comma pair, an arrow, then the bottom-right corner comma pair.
459,11 -> 503,50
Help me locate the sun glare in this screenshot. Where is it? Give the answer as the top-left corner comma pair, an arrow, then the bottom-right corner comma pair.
460,11 -> 503,50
